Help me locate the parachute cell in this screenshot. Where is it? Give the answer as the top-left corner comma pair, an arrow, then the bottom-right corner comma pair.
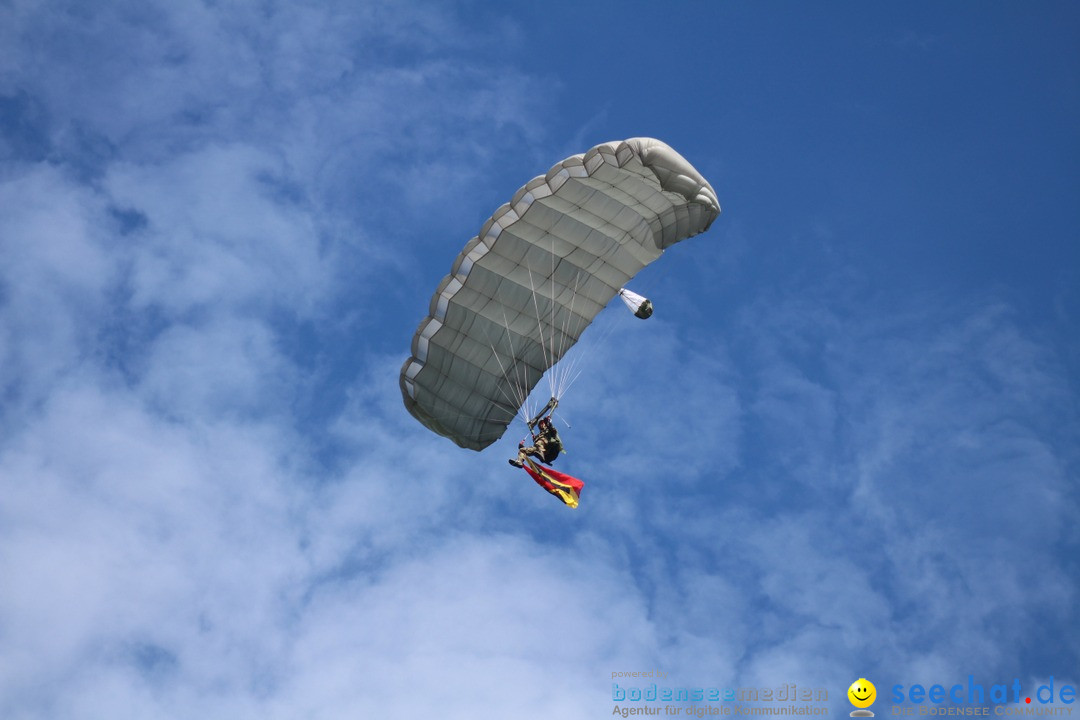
400,137 -> 720,450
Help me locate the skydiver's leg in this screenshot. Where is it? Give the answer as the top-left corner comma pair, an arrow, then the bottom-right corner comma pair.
509,441 -> 531,468
510,435 -> 549,468
527,438 -> 549,463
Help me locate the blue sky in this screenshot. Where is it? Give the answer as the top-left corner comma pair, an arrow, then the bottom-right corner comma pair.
1,1 -> 1078,718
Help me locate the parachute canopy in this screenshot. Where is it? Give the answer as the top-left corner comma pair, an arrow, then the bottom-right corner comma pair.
400,137 -> 720,450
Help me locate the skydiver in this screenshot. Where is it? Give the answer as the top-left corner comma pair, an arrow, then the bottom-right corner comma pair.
509,416 -> 563,468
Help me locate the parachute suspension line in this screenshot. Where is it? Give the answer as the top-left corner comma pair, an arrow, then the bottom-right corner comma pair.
490,309 -> 523,412
526,396 -> 559,430
506,305 -> 540,426
550,232 -> 559,401
490,305 -> 534,427
556,314 -> 592,399
545,231 -> 580,405
486,338 -> 530,426
545,229 -> 556,402
559,285 -> 635,399
565,310 -> 625,394
552,270 -> 587,400
552,268 -> 578,399
563,274 -> 595,395
526,266 -> 555,403
524,235 -> 592,414
552,268 -> 611,401
518,237 -> 636,424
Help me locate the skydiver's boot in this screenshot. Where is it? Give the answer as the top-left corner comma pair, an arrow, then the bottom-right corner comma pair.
509,440 -> 531,468
509,442 -> 527,468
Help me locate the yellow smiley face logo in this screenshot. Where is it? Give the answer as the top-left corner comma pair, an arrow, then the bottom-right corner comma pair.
848,678 -> 876,708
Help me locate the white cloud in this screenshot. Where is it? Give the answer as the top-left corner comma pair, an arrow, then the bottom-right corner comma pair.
0,383 -> 309,718
0,2 -> 588,717
544,287 -> 1079,707
1,1 -> 1076,718
0,164 -> 117,418
277,535 -> 658,719
105,143 -> 329,317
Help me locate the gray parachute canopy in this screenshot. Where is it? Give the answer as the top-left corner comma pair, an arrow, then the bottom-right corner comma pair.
400,137 -> 720,451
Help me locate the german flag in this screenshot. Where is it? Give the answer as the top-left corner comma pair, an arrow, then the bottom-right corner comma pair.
522,457 -> 585,508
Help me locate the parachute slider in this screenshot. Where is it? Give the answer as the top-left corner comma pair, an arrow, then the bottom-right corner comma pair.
619,288 -> 653,319
527,397 -> 559,431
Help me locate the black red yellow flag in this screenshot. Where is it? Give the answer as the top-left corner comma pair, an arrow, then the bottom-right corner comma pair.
522,457 -> 585,508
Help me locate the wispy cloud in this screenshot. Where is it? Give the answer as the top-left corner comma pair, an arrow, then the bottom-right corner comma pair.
0,2 -> 568,716
1,2 -> 1077,718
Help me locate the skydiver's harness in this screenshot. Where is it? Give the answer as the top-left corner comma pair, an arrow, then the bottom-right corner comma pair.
522,397 -> 564,464
527,398 -> 559,431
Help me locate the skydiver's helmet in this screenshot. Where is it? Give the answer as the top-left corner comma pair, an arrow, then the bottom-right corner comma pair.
538,417 -> 553,432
